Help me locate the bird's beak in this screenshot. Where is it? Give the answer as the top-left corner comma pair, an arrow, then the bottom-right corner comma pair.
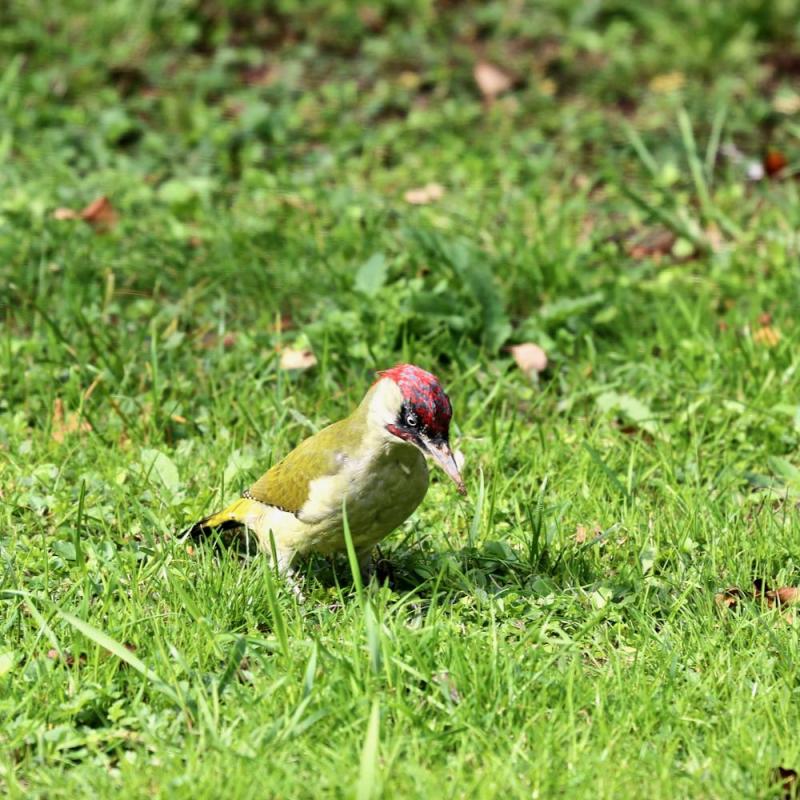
421,436 -> 466,496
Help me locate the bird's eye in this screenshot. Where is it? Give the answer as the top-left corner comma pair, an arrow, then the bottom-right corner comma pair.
405,412 -> 418,427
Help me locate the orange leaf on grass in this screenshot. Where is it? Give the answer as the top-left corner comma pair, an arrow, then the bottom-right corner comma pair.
474,62 -> 512,101
509,343 -> 548,375
53,195 -> 118,232
279,348 -> 317,371
51,398 -> 92,444
753,325 -> 781,347
403,183 -> 445,205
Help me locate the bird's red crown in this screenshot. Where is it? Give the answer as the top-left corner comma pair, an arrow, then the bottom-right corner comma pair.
379,364 -> 453,438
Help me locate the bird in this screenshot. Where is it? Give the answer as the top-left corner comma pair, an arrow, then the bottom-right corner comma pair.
188,364 -> 465,576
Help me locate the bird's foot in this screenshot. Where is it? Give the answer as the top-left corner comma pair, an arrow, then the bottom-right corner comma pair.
283,572 -> 305,604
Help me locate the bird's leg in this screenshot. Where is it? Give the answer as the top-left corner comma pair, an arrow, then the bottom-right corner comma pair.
269,545 -> 305,603
356,547 -> 376,585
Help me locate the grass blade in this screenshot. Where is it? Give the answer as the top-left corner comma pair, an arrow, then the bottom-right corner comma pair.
217,636 -> 247,696
73,479 -> 86,572
468,467 -> 485,548
356,700 -> 381,800
56,609 -> 181,705
342,496 -> 365,603
263,533 -> 290,657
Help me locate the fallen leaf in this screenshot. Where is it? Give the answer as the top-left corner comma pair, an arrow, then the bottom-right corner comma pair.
772,766 -> 798,799
766,587 -> 800,606
510,343 -> 548,375
575,523 -> 602,545
51,398 -> 92,443
473,62 -> 512,101
753,325 -> 781,347
714,587 -> 746,609
764,149 -> 788,177
403,183 -> 445,205
46,649 -> 85,667
280,348 -> 317,370
648,71 -> 685,93
53,195 -> 118,232
717,581 -> 800,614
626,227 -> 677,260
81,196 -> 117,229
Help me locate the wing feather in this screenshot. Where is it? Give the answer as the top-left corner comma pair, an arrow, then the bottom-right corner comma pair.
246,419 -> 353,514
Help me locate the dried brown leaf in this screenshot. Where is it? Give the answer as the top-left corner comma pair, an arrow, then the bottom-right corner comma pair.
626,227 -> 676,260
53,195 -> 118,232
714,587 -> 746,609
403,183 -> 445,205
53,207 -> 80,220
474,61 -> 512,100
81,196 -> 118,230
280,348 -> 317,371
510,343 -> 548,374
766,587 -> 800,607
753,325 -> 781,347
51,398 -> 92,443
46,649 -> 85,667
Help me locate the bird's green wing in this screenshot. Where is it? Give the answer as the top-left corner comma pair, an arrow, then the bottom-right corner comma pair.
246,418 -> 357,514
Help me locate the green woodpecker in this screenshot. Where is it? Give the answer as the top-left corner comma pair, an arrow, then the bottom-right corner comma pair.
189,364 -> 465,573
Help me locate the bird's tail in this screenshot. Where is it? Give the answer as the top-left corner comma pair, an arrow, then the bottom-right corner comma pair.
187,497 -> 256,539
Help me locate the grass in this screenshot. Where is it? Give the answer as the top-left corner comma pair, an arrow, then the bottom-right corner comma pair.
2,0 -> 800,796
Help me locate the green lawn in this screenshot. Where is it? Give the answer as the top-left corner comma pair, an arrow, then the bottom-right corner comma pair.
3,1 -> 800,797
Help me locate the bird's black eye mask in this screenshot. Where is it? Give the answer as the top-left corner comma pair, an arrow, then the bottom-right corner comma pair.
389,401 -> 448,450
